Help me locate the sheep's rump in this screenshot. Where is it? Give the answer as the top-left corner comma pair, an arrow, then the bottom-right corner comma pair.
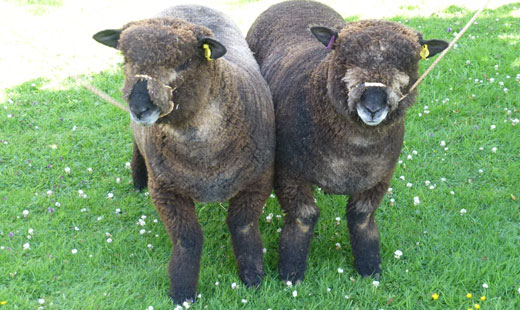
159,5 -> 260,75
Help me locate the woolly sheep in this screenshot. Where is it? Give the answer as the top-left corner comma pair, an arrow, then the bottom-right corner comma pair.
94,5 -> 275,304
246,0 -> 447,282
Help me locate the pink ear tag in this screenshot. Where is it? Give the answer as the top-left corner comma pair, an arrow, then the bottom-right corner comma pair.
326,34 -> 336,50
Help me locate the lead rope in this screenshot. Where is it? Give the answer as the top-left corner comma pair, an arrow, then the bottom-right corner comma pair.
73,75 -> 128,112
399,0 -> 490,102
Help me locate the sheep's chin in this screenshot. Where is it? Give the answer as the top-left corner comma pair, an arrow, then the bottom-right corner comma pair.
356,105 -> 389,126
130,110 -> 161,127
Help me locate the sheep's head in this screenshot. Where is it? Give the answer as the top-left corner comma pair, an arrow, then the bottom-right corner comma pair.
311,20 -> 448,127
93,18 -> 227,127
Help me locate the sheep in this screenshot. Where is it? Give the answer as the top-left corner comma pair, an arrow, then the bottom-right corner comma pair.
93,5 -> 275,304
246,0 -> 448,282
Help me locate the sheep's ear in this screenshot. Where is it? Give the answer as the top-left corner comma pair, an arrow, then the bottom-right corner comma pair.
419,39 -> 449,59
311,26 -> 338,49
198,38 -> 227,61
93,29 -> 122,49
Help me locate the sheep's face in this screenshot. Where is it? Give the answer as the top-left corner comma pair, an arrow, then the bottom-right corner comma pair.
312,21 -> 447,127
93,18 -> 227,127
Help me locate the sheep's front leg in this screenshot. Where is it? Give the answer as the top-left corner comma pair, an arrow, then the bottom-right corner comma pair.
346,182 -> 388,278
131,140 -> 148,191
151,190 -> 202,305
227,179 -> 271,287
275,178 -> 320,283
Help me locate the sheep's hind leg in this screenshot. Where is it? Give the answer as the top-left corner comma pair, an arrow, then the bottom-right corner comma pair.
227,179 -> 271,287
346,182 -> 388,278
131,140 -> 148,191
275,178 -> 320,283
151,190 -> 203,305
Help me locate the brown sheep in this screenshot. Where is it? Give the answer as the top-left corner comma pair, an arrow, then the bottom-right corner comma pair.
94,5 -> 275,304
246,0 -> 448,282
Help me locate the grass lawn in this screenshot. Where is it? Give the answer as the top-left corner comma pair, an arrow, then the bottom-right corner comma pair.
1,1 -> 519,309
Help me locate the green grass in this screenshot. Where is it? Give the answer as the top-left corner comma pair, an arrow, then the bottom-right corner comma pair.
1,2 -> 520,310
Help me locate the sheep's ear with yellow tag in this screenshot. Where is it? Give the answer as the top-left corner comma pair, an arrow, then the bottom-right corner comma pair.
419,39 -> 449,59
198,38 -> 227,61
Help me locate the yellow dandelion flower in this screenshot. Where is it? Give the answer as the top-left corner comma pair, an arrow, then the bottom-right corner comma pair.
466,293 -> 473,298
432,293 -> 439,300
474,304 -> 480,309
480,296 -> 486,301
0,301 -> 6,306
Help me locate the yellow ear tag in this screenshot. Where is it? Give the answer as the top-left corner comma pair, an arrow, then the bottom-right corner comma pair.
420,44 -> 430,60
203,44 -> 212,61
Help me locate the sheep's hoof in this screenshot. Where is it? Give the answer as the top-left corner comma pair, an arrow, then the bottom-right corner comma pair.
169,291 -> 195,306
279,264 -> 306,284
239,269 -> 264,288
133,181 -> 147,191
355,262 -> 381,279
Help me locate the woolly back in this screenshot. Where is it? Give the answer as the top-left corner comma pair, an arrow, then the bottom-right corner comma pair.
246,0 -> 345,68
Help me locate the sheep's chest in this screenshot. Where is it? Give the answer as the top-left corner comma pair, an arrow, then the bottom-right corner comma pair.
311,138 -> 397,195
132,102 -> 255,203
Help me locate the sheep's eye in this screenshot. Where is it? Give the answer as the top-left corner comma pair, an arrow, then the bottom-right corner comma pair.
175,58 -> 192,72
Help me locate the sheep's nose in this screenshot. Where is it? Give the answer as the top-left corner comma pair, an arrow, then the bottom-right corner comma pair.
129,80 -> 154,119
361,87 -> 387,116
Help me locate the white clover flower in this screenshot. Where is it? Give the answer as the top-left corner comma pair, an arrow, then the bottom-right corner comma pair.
115,208 -> 121,214
394,250 -> 403,259
23,210 -> 29,217
338,268 -> 344,273
413,196 -> 420,206
407,155 -> 413,160
125,162 -> 131,169
441,178 -> 446,182
147,306 -> 154,310
65,167 -> 71,174
286,281 -> 293,287
292,290 -> 298,297
23,243 -> 30,250
182,301 -> 190,309
241,299 -> 247,304
460,208 -> 467,215
28,228 -> 34,235
406,183 -> 413,188
425,180 -> 431,186
87,167 -> 93,174
147,244 -> 153,250
440,140 -> 446,147
107,238 -> 113,243
140,229 -> 146,235
47,190 -> 53,196
116,178 -> 121,184
38,298 -> 45,304
335,242 -> 341,249
231,282 -> 237,289
387,187 -> 393,194
399,175 -> 405,180
107,193 -> 114,199
491,125 -> 496,130
72,249 -> 78,254
78,190 -> 84,196
55,202 -> 61,207
372,280 -> 380,287
482,283 -> 488,289
492,147 -> 497,153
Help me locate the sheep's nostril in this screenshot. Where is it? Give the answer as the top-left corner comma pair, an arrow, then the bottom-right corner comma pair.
135,107 -> 150,119
361,87 -> 387,117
